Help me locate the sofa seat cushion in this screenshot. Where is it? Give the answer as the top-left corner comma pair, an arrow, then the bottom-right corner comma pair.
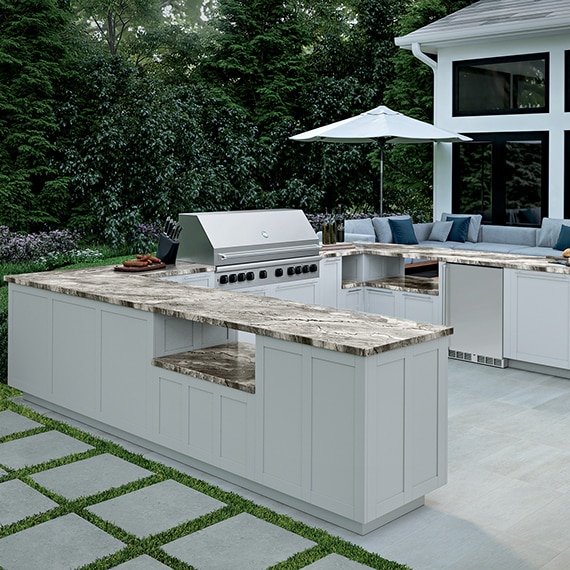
418,240 -> 464,250
451,242 -> 527,254
509,246 -> 563,257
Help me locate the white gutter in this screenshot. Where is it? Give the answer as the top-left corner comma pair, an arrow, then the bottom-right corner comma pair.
411,42 -> 437,72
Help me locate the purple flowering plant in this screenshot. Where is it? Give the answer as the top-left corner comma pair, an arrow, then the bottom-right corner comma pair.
0,226 -> 103,268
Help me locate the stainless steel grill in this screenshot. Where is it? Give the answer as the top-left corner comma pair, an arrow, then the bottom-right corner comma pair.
177,209 -> 320,288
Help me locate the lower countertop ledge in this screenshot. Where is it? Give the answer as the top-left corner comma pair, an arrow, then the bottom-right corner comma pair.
151,342 -> 256,394
343,275 -> 439,295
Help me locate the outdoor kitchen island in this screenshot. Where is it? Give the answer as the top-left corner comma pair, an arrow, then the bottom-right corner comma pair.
6,263 -> 451,534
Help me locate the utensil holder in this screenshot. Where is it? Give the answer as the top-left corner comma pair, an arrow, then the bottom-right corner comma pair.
156,233 -> 179,265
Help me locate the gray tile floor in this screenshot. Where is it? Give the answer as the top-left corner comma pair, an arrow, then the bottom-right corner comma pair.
3,359 -> 570,569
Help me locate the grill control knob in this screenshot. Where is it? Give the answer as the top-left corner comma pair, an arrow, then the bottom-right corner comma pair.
237,272 -> 246,282
229,274 -> 237,283
275,268 -> 283,277
302,265 -> 309,273
287,267 -> 295,276
259,270 -> 268,279
246,271 -> 255,281
309,264 -> 318,272
295,266 -> 302,274
219,275 -> 229,285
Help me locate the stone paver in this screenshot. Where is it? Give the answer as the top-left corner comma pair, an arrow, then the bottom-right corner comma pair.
0,410 -> 43,438
30,453 -> 153,500
304,553 -> 374,569
0,430 -> 93,470
162,512 -> 316,569
0,479 -> 58,526
112,555 -> 172,569
0,512 -> 125,570
87,479 -> 226,538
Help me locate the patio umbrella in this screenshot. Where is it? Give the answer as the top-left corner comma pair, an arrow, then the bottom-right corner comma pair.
290,105 -> 471,216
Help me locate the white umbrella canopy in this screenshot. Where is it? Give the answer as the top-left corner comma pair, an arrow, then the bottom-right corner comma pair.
290,105 -> 472,215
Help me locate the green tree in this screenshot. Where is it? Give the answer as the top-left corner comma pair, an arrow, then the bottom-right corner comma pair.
0,0 -> 72,231
199,0 -> 313,131
382,0 -> 480,220
74,0 -> 162,55
55,52 -> 263,247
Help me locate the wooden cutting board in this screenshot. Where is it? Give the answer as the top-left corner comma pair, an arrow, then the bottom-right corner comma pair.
114,262 -> 166,272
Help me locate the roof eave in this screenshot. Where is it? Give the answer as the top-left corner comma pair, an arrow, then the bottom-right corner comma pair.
395,23 -> 570,52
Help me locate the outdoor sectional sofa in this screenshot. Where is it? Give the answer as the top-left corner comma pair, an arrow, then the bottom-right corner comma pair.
338,214 -> 570,259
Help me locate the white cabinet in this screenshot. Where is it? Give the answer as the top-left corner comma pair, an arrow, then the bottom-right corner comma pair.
342,287 -> 364,312
504,269 -> 570,368
274,280 -> 318,304
317,257 -> 342,307
256,334 -> 448,533
364,288 -> 441,324
365,288 -> 397,317
402,292 -> 441,324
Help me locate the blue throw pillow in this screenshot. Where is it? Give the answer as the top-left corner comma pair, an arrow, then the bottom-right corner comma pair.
554,224 -> 570,250
388,217 -> 418,245
446,216 -> 471,243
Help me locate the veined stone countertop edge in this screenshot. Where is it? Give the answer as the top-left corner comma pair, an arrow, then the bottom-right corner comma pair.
321,242 -> 570,273
5,262 -> 451,357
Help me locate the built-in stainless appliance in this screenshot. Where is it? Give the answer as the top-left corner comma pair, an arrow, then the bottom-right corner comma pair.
177,210 -> 320,288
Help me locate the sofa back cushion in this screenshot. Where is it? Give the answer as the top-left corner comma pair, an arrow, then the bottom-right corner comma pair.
344,218 -> 376,237
480,225 -> 537,246
441,213 -> 483,242
537,218 -> 570,247
372,215 -> 411,243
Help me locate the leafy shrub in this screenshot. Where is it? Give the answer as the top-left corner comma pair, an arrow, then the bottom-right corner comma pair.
0,226 -> 80,264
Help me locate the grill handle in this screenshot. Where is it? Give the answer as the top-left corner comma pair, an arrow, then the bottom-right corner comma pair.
218,244 -> 319,261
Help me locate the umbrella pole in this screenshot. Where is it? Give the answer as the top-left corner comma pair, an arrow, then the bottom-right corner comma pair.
379,143 -> 384,217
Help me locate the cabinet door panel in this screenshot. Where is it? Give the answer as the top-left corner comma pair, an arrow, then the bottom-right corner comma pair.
401,294 -> 438,324
366,289 -> 396,317
508,271 -> 570,367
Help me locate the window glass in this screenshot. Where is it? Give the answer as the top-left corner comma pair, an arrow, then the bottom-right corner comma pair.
454,54 -> 548,116
453,133 -> 547,226
456,143 -> 493,223
505,141 -> 542,225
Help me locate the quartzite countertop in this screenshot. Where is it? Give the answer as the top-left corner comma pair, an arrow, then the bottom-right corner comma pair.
5,263 -> 451,357
321,242 -> 570,273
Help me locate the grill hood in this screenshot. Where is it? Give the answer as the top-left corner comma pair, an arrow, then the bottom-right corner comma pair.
177,209 -> 320,267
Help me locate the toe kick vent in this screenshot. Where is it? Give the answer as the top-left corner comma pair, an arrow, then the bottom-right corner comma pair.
449,349 -> 506,368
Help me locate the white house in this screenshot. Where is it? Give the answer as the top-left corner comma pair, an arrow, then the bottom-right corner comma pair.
395,0 -> 570,225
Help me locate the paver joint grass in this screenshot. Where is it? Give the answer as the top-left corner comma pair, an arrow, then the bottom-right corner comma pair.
0,384 -> 411,569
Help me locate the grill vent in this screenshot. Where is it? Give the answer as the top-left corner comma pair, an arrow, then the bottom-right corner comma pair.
449,349 -> 506,368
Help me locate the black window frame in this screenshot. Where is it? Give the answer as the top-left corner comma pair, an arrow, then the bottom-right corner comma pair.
566,51 -> 570,113
565,131 -> 570,218
453,53 -> 549,117
452,131 -> 549,226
